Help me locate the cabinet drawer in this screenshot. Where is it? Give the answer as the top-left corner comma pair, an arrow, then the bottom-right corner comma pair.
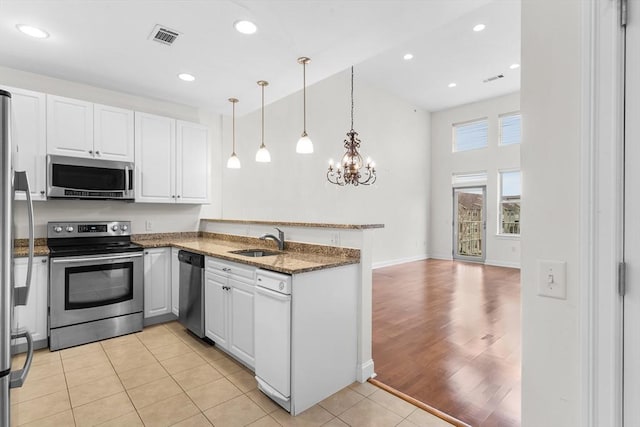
206,257 -> 256,282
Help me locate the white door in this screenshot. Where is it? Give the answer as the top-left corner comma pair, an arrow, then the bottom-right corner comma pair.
0,86 -> 47,200
46,95 -> 94,158
143,248 -> 171,318
135,112 -> 176,203
625,1 -> 640,424
175,121 -> 209,204
94,104 -> 134,161
204,272 -> 228,347
229,278 -> 255,367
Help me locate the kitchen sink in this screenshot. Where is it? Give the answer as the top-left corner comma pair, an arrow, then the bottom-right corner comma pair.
229,249 -> 282,257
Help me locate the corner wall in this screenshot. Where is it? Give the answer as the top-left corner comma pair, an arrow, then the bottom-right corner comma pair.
220,69 -> 431,266
430,92 -> 521,267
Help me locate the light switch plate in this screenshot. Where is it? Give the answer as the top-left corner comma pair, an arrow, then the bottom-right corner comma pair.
145,220 -> 153,231
537,260 -> 567,299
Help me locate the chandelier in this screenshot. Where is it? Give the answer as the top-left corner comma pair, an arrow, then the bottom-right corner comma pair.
327,66 -> 376,186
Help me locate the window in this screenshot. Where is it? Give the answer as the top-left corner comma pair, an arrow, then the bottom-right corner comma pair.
499,112 -> 521,146
499,170 -> 521,235
453,119 -> 488,152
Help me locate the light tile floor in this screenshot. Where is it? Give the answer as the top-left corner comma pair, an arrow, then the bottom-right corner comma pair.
10,321 -> 453,427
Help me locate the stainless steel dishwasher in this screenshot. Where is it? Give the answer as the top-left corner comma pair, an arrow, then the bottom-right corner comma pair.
178,250 -> 205,338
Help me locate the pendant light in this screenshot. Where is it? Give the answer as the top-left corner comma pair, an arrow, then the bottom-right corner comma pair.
226,98 -> 241,169
255,80 -> 271,162
296,57 -> 313,154
327,66 -> 376,186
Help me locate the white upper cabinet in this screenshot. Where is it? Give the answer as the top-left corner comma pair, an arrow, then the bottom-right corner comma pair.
47,95 -> 134,161
135,112 -> 176,203
1,86 -> 47,201
47,95 -> 94,158
135,112 -> 210,204
93,104 -> 134,161
176,121 -> 209,204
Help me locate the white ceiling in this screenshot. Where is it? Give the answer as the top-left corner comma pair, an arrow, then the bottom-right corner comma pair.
0,0 -> 520,116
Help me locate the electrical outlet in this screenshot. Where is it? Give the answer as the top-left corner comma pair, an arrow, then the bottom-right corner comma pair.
537,260 -> 567,299
145,220 -> 153,231
330,233 -> 340,246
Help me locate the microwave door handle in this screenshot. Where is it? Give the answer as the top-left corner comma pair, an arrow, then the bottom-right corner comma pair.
125,165 -> 130,191
13,171 -> 34,306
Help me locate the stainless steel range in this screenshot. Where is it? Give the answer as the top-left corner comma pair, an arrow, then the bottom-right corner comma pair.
47,221 -> 143,351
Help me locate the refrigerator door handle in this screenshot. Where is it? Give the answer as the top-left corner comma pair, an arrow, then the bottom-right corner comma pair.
9,329 -> 33,388
13,171 -> 34,306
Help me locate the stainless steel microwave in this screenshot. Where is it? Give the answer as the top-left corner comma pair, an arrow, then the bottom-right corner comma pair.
47,155 -> 134,200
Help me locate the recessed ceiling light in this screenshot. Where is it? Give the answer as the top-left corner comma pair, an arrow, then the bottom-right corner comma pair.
178,73 -> 195,82
473,24 -> 486,32
16,24 -> 49,39
403,53 -> 414,61
234,20 -> 257,35
448,82 -> 457,88
509,63 -> 521,69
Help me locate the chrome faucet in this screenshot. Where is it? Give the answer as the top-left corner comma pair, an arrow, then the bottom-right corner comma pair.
259,227 -> 285,251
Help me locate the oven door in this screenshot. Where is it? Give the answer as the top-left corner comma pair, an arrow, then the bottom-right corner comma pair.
49,252 -> 143,328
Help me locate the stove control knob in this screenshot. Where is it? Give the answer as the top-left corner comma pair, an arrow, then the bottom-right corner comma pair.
112,225 -> 119,232
66,226 -> 74,232
53,226 -> 62,233
121,225 -> 128,231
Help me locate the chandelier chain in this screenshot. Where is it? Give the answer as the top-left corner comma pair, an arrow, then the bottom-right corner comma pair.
261,84 -> 265,147
303,61 -> 307,133
350,66 -> 354,131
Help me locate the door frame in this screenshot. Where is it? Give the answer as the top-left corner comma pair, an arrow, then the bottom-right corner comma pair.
452,185 -> 486,263
579,1 -> 625,426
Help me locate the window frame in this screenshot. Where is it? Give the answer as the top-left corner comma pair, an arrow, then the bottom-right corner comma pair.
452,117 -> 489,153
498,169 -> 521,237
498,111 -> 522,146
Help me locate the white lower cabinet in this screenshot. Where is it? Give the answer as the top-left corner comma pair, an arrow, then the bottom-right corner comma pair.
204,257 -> 255,368
13,256 -> 49,349
143,248 -> 172,318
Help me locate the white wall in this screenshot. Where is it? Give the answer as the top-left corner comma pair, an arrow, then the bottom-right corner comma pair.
430,92 -> 521,267
0,65 -> 223,238
220,69 -> 431,265
520,0 -> 581,426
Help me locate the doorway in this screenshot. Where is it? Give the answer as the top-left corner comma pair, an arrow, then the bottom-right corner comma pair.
453,186 -> 486,262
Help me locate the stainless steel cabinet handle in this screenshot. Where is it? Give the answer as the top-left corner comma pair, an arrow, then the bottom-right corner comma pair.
177,195 -> 181,198
41,258 -> 47,263
89,150 -> 93,154
95,150 -> 100,155
39,190 -> 44,195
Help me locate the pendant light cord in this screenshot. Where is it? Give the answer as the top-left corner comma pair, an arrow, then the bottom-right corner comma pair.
232,101 -> 236,153
261,84 -> 265,147
303,61 -> 307,133
350,66 -> 354,131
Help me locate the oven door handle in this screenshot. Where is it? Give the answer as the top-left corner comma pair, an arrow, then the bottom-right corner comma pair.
51,253 -> 143,264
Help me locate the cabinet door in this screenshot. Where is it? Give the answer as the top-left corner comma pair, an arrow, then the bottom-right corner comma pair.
13,257 -> 48,346
205,271 -> 228,347
171,248 -> 180,316
47,95 -> 94,158
143,248 -> 172,318
135,112 -> 176,203
94,104 -> 134,162
176,121 -> 209,204
0,86 -> 47,201
229,278 -> 255,367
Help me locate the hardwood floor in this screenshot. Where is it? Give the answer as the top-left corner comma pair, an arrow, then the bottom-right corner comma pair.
372,259 -> 521,427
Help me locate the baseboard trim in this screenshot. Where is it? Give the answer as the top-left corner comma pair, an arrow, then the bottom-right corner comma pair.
373,254 -> 429,269
428,254 -> 453,261
144,313 -> 178,327
357,359 -> 376,382
484,259 -> 521,269
368,378 -> 471,427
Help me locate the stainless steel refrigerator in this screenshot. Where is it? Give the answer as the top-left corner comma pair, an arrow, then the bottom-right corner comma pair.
1,89 -> 36,424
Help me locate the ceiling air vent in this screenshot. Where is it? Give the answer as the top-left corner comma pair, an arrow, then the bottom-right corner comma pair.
483,74 -> 505,83
149,25 -> 181,46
